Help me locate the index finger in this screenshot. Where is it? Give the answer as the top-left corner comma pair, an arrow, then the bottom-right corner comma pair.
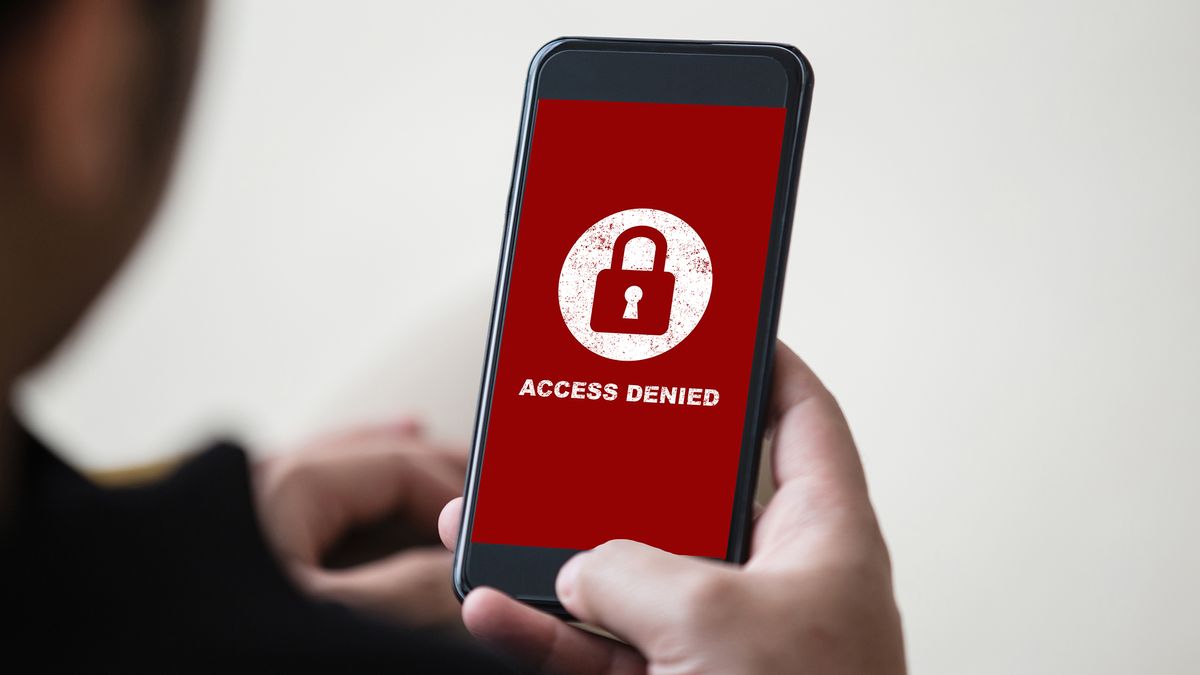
768,341 -> 868,501
752,342 -> 878,558
261,442 -> 461,562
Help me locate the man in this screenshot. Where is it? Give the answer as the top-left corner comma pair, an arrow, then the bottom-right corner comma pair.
0,1 -> 906,672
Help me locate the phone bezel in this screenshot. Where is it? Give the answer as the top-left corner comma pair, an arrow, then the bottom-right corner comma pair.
453,37 -> 814,617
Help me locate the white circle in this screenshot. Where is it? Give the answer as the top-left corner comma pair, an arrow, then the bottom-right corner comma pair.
558,208 -> 713,361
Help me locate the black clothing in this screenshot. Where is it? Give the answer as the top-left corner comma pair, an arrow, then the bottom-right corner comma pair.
3,427 -> 517,673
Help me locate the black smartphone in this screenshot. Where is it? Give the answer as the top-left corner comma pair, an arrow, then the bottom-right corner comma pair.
454,37 -> 813,616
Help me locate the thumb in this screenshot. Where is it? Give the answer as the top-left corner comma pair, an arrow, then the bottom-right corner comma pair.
556,539 -> 734,653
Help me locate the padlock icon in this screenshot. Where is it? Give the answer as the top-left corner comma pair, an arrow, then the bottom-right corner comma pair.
590,225 -> 676,335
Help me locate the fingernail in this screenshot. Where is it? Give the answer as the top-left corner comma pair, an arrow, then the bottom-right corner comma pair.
556,553 -> 586,601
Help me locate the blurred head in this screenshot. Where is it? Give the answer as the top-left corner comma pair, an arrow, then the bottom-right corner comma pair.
0,0 -> 205,382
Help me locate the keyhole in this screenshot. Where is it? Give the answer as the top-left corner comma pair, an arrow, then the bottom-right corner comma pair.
623,285 -> 643,319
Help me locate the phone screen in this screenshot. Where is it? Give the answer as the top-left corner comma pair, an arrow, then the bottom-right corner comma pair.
470,94 -> 789,558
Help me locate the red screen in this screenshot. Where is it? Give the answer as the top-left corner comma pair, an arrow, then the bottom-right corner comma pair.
471,99 -> 786,557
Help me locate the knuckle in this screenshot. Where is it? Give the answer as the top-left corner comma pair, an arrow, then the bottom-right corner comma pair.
571,540 -> 624,581
593,539 -> 637,556
263,453 -> 305,489
586,539 -> 639,570
680,570 -> 739,618
259,452 -> 322,505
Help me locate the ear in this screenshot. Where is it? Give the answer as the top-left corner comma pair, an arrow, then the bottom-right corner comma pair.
25,0 -> 140,213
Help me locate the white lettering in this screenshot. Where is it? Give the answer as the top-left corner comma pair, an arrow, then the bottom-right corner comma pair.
518,379 -> 536,397
516,377 -> 718,407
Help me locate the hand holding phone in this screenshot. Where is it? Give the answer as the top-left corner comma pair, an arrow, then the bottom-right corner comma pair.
439,342 -> 906,674
455,37 -> 814,615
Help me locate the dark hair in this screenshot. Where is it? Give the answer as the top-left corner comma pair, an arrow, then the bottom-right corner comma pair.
1,1 -> 201,162
0,1 -> 51,48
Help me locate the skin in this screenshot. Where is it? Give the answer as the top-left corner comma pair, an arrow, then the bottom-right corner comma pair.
0,0 -> 465,625
0,0 -> 204,522
0,1 -> 201,383
439,343 -> 907,674
0,1 -> 907,669
254,419 -> 472,627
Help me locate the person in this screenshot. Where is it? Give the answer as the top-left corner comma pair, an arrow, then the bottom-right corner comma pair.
0,1 -> 906,673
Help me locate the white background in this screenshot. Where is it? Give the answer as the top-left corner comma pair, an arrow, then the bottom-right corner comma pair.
16,1 -> 1200,672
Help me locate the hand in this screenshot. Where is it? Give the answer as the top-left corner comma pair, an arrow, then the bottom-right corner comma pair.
438,342 -> 906,674
255,419 -> 468,628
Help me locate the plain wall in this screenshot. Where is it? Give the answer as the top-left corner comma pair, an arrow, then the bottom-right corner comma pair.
17,1 -> 1200,673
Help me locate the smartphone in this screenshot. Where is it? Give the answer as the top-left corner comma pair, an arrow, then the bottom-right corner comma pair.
454,37 -> 813,616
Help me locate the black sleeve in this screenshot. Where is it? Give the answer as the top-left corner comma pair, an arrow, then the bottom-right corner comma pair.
5,430 -> 520,674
